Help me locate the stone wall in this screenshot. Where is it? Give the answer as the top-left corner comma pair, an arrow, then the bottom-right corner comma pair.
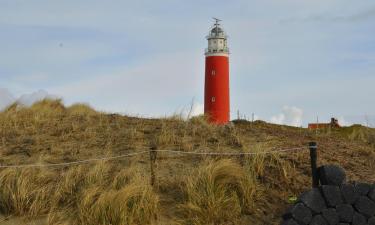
281,165 -> 375,225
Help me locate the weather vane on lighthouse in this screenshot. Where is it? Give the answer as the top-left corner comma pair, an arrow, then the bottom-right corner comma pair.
213,17 -> 221,26
204,18 -> 230,124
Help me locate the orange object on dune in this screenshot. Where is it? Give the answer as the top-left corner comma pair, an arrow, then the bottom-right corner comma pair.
308,118 -> 341,129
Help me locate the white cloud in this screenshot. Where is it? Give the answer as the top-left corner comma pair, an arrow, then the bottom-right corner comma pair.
270,113 -> 285,125
174,100 -> 204,119
337,115 -> 375,127
189,102 -> 204,117
0,88 -> 16,111
270,106 -> 303,127
17,90 -> 59,106
337,116 -> 350,127
48,51 -> 203,116
0,88 -> 59,111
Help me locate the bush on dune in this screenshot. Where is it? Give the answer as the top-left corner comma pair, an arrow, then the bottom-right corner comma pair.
178,159 -> 262,225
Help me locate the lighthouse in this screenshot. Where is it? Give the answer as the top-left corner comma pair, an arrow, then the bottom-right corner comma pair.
204,18 -> 230,124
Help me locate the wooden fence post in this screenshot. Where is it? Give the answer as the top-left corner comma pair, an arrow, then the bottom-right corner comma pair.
309,142 -> 319,188
149,147 -> 158,186
239,151 -> 245,166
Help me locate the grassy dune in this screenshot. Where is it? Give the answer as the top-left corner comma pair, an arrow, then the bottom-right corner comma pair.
0,100 -> 374,225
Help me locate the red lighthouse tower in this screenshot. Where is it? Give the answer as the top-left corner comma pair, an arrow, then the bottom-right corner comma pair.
204,18 -> 230,124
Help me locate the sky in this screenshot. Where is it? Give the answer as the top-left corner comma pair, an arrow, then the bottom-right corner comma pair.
0,0 -> 375,127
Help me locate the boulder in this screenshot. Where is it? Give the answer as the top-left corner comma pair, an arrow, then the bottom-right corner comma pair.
299,188 -> 327,213
321,185 -> 344,207
336,204 -> 354,223
354,196 -> 375,218
368,217 -> 375,225
322,208 -> 339,225
289,203 -> 312,225
280,219 -> 299,225
352,212 -> 367,225
318,165 -> 346,186
340,183 -> 359,204
282,203 -> 312,225
369,186 -> 375,202
354,182 -> 372,196
310,214 -> 328,225
282,205 -> 294,220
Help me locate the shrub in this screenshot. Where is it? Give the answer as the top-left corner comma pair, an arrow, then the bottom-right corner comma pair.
179,159 -> 261,225
77,184 -> 158,225
0,168 -> 56,216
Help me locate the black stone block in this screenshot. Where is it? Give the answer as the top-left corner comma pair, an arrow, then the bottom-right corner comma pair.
299,188 -> 327,213
282,205 -> 293,220
318,165 -> 346,186
355,182 -> 372,196
352,212 -> 367,225
291,203 -> 312,225
340,183 -> 359,204
337,224 -> 349,225
354,196 -> 375,218
369,186 -> 375,202
321,185 -> 344,207
310,214 -> 328,225
322,208 -> 339,225
280,219 -> 299,225
336,204 -> 354,223
368,217 -> 375,225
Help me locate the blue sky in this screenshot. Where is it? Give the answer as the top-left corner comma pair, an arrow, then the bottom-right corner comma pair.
0,0 -> 374,126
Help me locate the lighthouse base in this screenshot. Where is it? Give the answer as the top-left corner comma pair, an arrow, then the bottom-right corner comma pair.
204,55 -> 230,125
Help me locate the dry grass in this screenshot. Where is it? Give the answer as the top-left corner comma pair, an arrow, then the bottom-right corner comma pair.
0,162 -> 159,225
0,168 -> 56,217
243,143 -> 293,184
339,124 -> 375,147
67,103 -> 98,116
77,184 -> 158,225
0,100 -> 374,225
46,163 -> 159,225
177,159 -> 263,225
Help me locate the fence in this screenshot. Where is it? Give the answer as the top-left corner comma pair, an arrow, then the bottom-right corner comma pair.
0,142 -> 320,187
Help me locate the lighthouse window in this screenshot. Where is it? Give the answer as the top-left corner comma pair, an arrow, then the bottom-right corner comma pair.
211,97 -> 216,102
211,70 -> 216,75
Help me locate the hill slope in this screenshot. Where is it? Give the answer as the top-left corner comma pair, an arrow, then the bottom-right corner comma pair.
0,100 -> 374,225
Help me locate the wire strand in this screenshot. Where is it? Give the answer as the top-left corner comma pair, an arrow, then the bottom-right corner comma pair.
0,147 -> 307,168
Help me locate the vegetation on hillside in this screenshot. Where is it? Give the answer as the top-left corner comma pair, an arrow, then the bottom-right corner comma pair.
0,100 -> 374,225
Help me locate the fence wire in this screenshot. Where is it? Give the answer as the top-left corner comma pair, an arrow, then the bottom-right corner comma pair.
0,147 -> 307,169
